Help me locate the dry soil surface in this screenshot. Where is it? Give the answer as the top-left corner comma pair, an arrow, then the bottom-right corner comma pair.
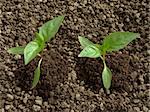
0,0 -> 150,112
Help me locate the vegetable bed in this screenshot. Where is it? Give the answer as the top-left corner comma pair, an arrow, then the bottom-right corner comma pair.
0,0 -> 149,112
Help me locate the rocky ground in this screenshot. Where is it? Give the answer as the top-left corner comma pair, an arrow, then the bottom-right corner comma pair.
0,0 -> 150,112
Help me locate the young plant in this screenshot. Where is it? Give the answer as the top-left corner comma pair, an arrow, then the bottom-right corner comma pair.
78,32 -> 139,90
7,15 -> 64,88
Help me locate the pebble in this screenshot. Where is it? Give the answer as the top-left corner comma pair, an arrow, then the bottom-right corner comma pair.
64,109 -> 70,112
35,99 -> 43,106
126,18 -> 130,22
1,108 -> 5,112
133,99 -> 140,103
37,0 -> 43,2
61,101 -> 70,108
100,103 -> 104,110
33,105 -> 41,111
133,107 -> 140,111
71,110 -> 74,112
143,106 -> 148,112
5,105 -> 11,110
23,96 -> 28,104
75,93 -> 80,100
18,104 -> 24,110
147,50 -> 150,55
69,6 -> 74,11
139,75 -> 144,83
7,94 -> 14,100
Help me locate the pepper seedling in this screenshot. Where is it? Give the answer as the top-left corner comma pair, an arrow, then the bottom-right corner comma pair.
78,32 -> 139,90
7,15 -> 65,89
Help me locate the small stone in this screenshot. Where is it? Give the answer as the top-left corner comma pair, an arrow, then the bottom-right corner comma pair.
5,105 -> 11,110
18,104 -> 24,109
23,96 -> 28,104
1,108 -> 4,112
33,105 -> 41,111
37,0 -> 43,2
79,86 -> 85,92
143,106 -> 148,112
139,75 -> 144,83
130,71 -> 138,79
7,94 -> 14,100
64,109 -> 70,112
36,96 -> 42,100
147,50 -> 150,55
133,107 -> 140,111
126,18 -> 130,22
15,87 -> 21,92
49,91 -> 54,97
43,101 -> 49,107
75,93 -> 80,100
61,101 -> 70,108
69,6 -> 74,11
71,110 -> 74,112
8,71 -> 14,77
14,55 -> 21,60
35,99 -> 43,106
133,99 -> 140,103
100,103 -> 104,110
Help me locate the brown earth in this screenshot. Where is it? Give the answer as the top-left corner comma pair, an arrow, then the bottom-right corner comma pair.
0,0 -> 149,112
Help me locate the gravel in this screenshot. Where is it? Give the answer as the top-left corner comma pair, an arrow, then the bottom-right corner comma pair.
0,0 -> 149,111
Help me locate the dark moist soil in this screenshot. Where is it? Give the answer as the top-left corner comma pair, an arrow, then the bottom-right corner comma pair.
0,0 -> 149,112
75,51 -> 133,93
12,48 -> 69,100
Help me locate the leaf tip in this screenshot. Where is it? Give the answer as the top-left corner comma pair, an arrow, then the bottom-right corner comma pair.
24,60 -> 28,65
78,54 -> 82,57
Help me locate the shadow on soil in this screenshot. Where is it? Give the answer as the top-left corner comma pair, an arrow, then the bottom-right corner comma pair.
13,49 -> 69,101
75,52 -> 134,93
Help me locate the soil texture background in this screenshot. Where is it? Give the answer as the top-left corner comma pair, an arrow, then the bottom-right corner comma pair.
0,0 -> 150,112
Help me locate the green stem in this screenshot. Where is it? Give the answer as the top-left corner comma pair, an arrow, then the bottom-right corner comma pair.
100,53 -> 106,68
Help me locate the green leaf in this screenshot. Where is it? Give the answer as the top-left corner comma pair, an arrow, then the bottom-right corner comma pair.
39,15 -> 65,42
78,36 -> 94,48
35,32 -> 44,43
24,41 -> 42,65
78,45 -> 101,58
31,58 -> 42,89
7,46 -> 25,55
34,33 -> 45,50
102,63 -> 112,90
101,32 -> 139,53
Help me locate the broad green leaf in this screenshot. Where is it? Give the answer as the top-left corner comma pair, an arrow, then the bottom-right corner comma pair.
39,15 -> 65,42
35,32 -> 44,43
31,58 -> 42,89
78,36 -> 94,48
102,63 -> 112,89
35,33 -> 45,50
78,45 -> 101,58
101,32 -> 139,53
24,41 -> 42,65
7,46 -> 25,55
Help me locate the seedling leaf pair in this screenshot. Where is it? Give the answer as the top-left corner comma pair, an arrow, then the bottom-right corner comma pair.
7,15 -> 64,88
25,16 -> 64,65
78,32 -> 139,90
